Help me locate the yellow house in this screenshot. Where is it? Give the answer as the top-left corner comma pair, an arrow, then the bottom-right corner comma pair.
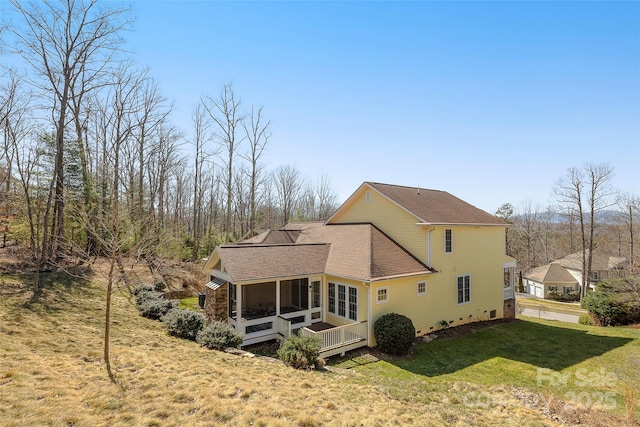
203,182 -> 516,357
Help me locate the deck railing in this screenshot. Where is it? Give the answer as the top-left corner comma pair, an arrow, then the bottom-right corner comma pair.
275,315 -> 292,338
300,321 -> 368,357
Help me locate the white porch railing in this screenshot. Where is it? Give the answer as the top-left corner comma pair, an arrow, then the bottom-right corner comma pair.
275,315 -> 292,338
300,321 -> 368,358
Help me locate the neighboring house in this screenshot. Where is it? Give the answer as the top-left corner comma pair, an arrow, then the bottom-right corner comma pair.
553,250 -> 628,290
523,251 -> 628,299
523,263 -> 579,299
203,182 -> 516,357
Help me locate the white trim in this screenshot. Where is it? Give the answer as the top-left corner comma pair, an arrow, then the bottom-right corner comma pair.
456,274 -> 471,305
328,281 -> 358,321
376,286 -> 389,304
417,280 -> 427,296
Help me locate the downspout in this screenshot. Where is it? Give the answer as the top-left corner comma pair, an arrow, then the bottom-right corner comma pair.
427,225 -> 436,269
363,281 -> 372,347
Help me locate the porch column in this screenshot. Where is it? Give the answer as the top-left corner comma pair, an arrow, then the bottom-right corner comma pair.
276,280 -> 280,316
237,283 -> 243,325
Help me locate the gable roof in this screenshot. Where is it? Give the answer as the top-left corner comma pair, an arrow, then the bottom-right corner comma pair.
330,182 -> 506,225
524,263 -> 578,284
212,222 -> 431,283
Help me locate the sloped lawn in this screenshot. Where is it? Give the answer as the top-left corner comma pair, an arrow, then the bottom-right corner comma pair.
332,318 -> 639,424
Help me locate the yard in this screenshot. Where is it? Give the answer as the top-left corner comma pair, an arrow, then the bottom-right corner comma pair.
0,266 -> 638,426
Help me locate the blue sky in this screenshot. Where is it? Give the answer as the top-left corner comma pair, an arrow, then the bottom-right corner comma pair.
7,0 -> 640,213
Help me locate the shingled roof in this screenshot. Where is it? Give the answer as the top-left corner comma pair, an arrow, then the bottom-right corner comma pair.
215,223 -> 431,283
524,263 -> 578,284
365,182 -> 506,225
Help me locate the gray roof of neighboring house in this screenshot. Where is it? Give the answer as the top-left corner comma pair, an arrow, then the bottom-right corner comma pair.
524,263 -> 578,284
364,182 -> 506,225
215,223 -> 431,283
553,250 -> 627,272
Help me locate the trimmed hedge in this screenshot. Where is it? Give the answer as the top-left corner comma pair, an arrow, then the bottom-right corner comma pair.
373,313 -> 415,355
196,321 -> 244,350
277,334 -> 322,369
163,308 -> 205,340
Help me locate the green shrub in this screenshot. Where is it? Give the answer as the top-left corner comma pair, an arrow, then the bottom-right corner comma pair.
163,309 -> 205,340
138,298 -> 178,320
582,291 -> 632,326
153,282 -> 167,292
277,334 -> 322,369
133,284 -> 154,296
578,314 -> 593,325
374,313 -> 416,355
196,321 -> 244,349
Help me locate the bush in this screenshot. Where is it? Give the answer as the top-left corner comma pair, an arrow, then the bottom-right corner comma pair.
578,314 -> 593,325
374,313 -> 415,355
138,298 -> 178,320
163,308 -> 205,340
153,282 -> 167,292
582,291 -> 634,326
277,334 -> 322,369
196,321 -> 244,350
133,284 -> 154,296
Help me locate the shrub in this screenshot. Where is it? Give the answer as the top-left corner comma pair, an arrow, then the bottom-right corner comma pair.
163,308 -> 205,340
578,314 -> 593,325
196,321 -> 244,349
374,313 -> 415,355
277,334 -> 322,369
153,282 -> 167,292
133,284 -> 154,296
582,291 -> 634,326
138,298 -> 178,320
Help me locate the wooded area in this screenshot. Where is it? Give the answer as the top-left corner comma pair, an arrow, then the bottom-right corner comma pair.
1,0 -> 638,295
0,1 -> 340,291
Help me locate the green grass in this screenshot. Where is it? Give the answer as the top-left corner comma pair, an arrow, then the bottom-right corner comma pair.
178,296 -> 201,311
332,318 -> 639,422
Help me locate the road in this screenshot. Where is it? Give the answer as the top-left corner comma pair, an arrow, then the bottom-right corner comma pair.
516,306 -> 580,324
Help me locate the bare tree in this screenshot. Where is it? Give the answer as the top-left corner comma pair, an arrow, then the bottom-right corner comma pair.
316,173 -> 338,220
201,84 -> 244,241
512,201 -> 541,271
241,105 -> 270,235
556,163 -> 615,299
616,193 -> 640,271
9,0 -> 130,261
273,164 -> 304,227
189,104 -> 214,259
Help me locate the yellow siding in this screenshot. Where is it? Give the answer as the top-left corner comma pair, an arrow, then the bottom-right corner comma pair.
369,269 -> 503,346
329,186 -> 429,262
323,276 -> 368,327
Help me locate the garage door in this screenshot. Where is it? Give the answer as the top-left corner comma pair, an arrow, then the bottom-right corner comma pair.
534,285 -> 544,298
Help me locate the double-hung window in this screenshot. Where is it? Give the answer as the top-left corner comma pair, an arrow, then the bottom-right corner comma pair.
457,275 -> 470,304
328,282 -> 358,321
445,229 -> 453,253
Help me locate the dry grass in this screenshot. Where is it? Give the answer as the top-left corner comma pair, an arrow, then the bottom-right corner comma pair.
0,262 -> 612,426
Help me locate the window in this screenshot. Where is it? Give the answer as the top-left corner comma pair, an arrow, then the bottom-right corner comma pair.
365,191 -> 371,204
312,281 -> 321,308
376,287 -> 389,303
563,286 -> 573,295
457,275 -> 470,304
417,281 -> 427,296
328,282 -> 358,321
328,283 -> 336,314
445,229 -> 452,253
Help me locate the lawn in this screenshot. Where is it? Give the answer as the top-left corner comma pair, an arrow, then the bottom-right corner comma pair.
0,265 -> 638,426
